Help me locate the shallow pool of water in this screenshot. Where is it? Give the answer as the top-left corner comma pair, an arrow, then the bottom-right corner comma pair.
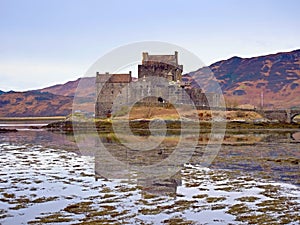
0,130 -> 299,224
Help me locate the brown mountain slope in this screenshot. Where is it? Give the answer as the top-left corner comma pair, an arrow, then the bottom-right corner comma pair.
185,49 -> 300,109
0,91 -> 73,117
40,77 -> 95,97
0,77 -> 96,117
1,50 -> 299,117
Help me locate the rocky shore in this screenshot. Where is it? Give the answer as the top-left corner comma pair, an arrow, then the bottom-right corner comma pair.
43,119 -> 300,134
0,128 -> 18,133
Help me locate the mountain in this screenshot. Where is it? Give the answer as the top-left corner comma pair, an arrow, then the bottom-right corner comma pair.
185,49 -> 300,108
0,91 -> 73,117
40,77 -> 95,97
0,77 -> 96,117
1,49 -> 300,117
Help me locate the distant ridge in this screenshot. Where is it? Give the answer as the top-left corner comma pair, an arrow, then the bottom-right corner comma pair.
0,90 -> 73,117
1,49 -> 300,116
185,49 -> 300,108
40,77 -> 95,97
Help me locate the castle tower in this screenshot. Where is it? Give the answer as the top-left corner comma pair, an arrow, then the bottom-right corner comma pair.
95,71 -> 132,118
138,51 -> 183,82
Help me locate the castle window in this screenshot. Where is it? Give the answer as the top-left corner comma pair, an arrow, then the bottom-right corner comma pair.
158,97 -> 163,103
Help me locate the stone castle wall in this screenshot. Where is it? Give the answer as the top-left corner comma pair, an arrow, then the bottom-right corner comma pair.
95,52 -> 220,118
96,72 -> 132,118
138,62 -> 183,82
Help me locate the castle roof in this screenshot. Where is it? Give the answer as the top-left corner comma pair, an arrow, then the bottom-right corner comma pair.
96,72 -> 132,83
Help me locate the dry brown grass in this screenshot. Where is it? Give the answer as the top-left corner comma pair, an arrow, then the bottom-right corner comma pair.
127,106 -> 180,120
115,105 -> 262,121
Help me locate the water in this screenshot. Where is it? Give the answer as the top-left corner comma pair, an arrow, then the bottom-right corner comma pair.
0,130 -> 299,224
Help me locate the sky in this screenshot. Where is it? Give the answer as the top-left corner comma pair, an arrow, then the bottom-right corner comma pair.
0,0 -> 299,91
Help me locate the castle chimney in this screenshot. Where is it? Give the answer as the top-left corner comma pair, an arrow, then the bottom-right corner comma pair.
142,52 -> 148,63
96,72 -> 99,83
129,71 -> 132,82
175,51 -> 178,65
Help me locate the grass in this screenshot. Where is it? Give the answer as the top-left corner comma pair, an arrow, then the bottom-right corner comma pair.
64,201 -> 93,214
28,213 -> 72,224
162,216 -> 196,225
206,196 -> 226,203
236,196 -> 260,202
46,117 -> 300,135
226,203 -> 250,216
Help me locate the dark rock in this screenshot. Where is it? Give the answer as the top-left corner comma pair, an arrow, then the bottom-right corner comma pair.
0,128 -> 18,133
29,126 -> 41,129
233,90 -> 246,96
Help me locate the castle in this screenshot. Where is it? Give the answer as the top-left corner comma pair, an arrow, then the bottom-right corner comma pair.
95,51 -> 220,118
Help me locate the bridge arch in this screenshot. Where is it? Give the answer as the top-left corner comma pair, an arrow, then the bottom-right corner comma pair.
291,112 -> 300,123
254,109 -> 300,123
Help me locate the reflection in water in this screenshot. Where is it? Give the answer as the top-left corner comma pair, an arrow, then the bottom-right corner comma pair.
95,133 -> 185,196
292,131 -> 300,141
1,130 -> 298,186
138,173 -> 182,197
92,131 -> 300,186
0,130 -> 78,152
0,130 -> 299,224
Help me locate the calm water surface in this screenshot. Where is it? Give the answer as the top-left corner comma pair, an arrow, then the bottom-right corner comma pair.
0,129 -> 299,224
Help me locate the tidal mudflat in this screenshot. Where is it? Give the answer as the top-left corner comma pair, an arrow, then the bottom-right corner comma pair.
0,130 -> 299,224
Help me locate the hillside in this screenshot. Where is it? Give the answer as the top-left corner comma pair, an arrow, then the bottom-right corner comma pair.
40,77 -> 95,97
27,49 -> 300,111
0,91 -> 73,117
186,49 -> 300,108
1,49 -> 300,117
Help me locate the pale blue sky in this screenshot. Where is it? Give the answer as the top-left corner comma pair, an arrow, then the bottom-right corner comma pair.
0,0 -> 299,91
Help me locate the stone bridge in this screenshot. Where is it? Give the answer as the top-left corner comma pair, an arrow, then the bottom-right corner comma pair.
257,109 -> 300,123
210,107 -> 300,123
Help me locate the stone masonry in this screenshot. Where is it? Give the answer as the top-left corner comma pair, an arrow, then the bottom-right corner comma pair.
95,52 -> 220,118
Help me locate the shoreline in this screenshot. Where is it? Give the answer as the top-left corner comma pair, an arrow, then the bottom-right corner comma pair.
0,116 -> 66,122
43,119 -> 300,134
0,117 -> 299,133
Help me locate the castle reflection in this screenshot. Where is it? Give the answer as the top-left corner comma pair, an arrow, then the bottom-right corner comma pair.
1,129 -> 298,197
